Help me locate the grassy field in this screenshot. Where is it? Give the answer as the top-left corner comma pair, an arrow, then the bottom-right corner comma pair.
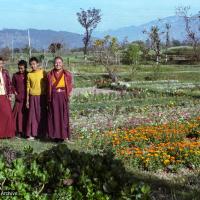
1,63 -> 200,199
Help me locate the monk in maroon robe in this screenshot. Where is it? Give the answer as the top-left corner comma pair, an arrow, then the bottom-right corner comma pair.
0,57 -> 15,138
26,57 -> 47,140
12,60 -> 28,137
47,56 -> 73,141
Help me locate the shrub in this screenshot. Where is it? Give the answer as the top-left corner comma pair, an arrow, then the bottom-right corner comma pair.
0,144 -> 151,199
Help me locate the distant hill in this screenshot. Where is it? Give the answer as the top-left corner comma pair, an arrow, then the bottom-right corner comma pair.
94,15 -> 200,42
0,28 -> 83,49
1,15 -> 199,50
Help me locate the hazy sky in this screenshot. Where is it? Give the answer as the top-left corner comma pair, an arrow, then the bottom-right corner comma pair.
0,0 -> 199,33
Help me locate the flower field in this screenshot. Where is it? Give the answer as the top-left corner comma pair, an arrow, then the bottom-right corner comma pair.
106,118 -> 200,171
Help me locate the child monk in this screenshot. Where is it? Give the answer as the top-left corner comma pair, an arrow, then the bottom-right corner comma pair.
12,60 -> 28,137
26,57 -> 47,140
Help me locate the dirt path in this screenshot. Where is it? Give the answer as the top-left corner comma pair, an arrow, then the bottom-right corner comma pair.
72,87 -> 120,96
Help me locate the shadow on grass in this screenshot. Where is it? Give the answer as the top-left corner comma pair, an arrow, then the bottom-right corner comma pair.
126,168 -> 200,200
0,144 -> 199,200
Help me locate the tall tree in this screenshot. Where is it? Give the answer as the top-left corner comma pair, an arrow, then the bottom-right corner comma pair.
122,43 -> 141,65
77,8 -> 101,58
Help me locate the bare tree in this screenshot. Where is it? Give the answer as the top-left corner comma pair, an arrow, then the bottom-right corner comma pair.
77,8 -> 101,59
176,6 -> 200,60
143,26 -> 163,64
165,23 -> 171,63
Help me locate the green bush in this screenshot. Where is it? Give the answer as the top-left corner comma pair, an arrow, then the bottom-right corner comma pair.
0,144 -> 151,200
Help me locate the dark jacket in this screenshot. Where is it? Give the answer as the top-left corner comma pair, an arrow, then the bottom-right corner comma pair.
12,72 -> 27,102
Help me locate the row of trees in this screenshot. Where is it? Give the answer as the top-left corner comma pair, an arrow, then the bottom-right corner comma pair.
76,6 -> 200,64
0,42 -> 65,60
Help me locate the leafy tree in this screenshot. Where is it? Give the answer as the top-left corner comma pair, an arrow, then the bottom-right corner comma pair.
122,43 -> 142,77
77,8 -> 101,58
48,42 -> 63,57
122,43 -> 141,65
131,41 -> 150,62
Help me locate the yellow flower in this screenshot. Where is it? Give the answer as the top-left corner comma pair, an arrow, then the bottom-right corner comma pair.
163,159 -> 170,166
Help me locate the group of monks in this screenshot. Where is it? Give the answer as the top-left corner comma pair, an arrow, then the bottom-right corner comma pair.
0,56 -> 73,141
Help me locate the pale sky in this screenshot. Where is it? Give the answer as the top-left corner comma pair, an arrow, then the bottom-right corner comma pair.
0,0 -> 199,33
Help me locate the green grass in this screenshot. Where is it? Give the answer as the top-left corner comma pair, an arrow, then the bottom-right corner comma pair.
70,64 -> 200,87
74,75 -> 97,88
0,138 -> 56,153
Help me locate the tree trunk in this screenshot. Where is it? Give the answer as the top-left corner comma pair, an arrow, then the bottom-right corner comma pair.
105,65 -> 118,82
165,54 -> 168,63
83,29 -> 90,60
83,43 -> 88,60
156,55 -> 159,65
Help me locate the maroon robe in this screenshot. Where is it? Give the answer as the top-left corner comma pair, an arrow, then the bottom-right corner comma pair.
47,69 -> 73,140
26,71 -> 47,138
0,69 -> 15,138
12,72 -> 27,134
26,95 -> 47,137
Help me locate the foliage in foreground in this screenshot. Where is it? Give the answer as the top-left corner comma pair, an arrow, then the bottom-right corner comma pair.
0,144 -> 150,200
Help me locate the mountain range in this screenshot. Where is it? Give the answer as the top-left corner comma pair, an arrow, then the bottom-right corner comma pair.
0,28 -> 83,49
94,15 -> 200,42
0,15 -> 199,49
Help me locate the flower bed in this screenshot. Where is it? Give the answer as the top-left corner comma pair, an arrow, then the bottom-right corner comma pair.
106,118 -> 200,171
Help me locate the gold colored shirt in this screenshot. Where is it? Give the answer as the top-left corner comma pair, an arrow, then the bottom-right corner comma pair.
27,69 -> 46,95
51,73 -> 65,88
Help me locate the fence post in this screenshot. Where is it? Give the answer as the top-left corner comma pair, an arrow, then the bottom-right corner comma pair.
67,57 -> 70,68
